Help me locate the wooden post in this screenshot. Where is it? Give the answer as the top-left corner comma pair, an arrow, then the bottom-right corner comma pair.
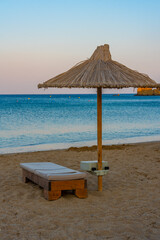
97,87 -> 102,191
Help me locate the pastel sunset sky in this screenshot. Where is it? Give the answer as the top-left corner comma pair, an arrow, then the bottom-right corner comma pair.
1,0 -> 160,94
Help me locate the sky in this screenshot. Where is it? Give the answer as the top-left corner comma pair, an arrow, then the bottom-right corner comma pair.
0,0 -> 160,94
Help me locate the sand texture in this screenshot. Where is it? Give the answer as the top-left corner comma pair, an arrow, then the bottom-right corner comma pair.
0,142 -> 160,240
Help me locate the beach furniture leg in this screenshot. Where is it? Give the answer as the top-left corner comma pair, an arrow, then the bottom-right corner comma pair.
44,189 -> 61,200
75,179 -> 88,198
75,188 -> 88,198
22,169 -> 29,183
22,176 -> 29,183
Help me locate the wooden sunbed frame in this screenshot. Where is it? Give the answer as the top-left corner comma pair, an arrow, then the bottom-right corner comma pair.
22,168 -> 88,200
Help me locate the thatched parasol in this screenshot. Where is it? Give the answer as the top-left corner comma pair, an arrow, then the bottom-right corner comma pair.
38,44 -> 158,191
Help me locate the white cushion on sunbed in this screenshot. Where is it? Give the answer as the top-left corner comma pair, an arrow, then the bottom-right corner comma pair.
35,169 -> 86,180
20,162 -> 86,180
20,162 -> 65,173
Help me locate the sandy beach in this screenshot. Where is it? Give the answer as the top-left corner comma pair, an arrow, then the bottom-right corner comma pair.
0,141 -> 160,240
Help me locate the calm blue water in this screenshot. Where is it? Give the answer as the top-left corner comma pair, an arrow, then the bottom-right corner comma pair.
0,94 -> 160,154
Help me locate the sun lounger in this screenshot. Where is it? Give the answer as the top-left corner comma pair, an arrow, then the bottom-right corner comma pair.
20,162 -> 88,200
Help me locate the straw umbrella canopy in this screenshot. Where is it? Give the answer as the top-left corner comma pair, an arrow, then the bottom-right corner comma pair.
38,44 -> 158,191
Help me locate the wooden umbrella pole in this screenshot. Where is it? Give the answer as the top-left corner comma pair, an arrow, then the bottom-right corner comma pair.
97,87 -> 102,191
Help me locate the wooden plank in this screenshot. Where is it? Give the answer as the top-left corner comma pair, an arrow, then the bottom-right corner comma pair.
51,179 -> 85,191
22,169 -> 50,190
97,87 -> 103,191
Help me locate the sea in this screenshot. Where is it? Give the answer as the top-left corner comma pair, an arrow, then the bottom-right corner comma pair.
0,94 -> 160,154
